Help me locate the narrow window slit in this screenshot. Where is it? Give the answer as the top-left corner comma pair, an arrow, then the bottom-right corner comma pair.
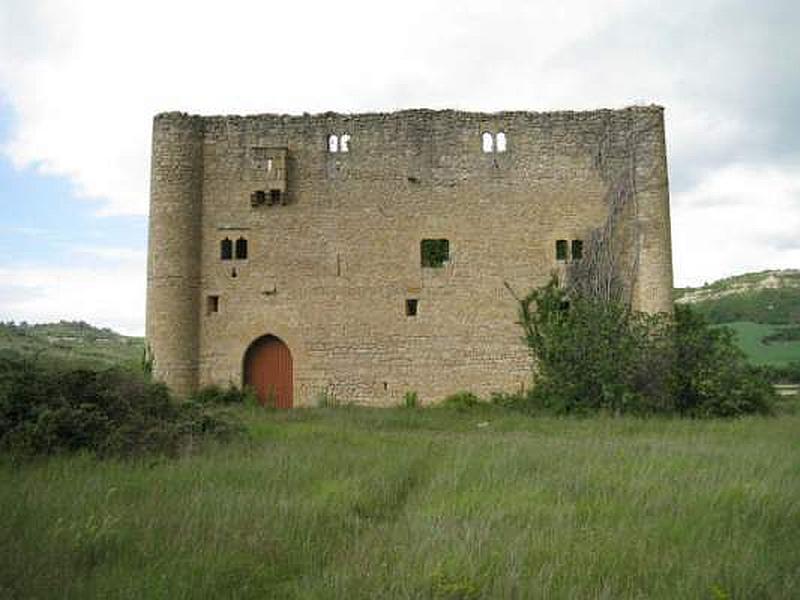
328,134 -> 339,153
571,240 -> 583,261
482,132 -> 494,153
235,238 -> 248,260
556,240 -> 568,261
496,131 -> 507,152
221,238 -> 233,260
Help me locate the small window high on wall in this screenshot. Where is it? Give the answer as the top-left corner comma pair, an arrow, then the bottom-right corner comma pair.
235,237 -> 248,260
482,132 -> 494,153
328,132 -> 352,153
481,131 -> 507,153
496,131 -> 507,152
221,238 -> 233,260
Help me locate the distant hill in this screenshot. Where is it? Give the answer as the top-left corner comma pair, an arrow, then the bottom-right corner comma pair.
675,270 -> 800,366
675,269 -> 800,325
0,320 -> 144,371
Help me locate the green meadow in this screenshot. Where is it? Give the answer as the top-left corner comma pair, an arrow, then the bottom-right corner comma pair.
722,322 -> 800,366
2,406 -> 798,599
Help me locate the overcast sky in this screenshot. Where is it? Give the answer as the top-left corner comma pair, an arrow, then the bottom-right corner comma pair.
1,0 -> 798,335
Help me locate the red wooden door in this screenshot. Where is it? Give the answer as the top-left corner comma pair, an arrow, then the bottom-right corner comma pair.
244,336 -> 293,408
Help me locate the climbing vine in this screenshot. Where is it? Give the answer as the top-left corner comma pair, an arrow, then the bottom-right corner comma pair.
564,116 -> 651,307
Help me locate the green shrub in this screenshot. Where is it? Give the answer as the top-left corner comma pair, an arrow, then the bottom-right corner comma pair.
514,277 -> 774,417
403,390 -> 419,408
314,386 -> 339,408
755,361 -> 800,384
489,390 -> 525,409
442,391 -> 482,410
190,384 -> 257,405
0,358 -> 241,458
672,305 -> 773,416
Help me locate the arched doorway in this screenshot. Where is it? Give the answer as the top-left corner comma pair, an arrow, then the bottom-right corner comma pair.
243,335 -> 293,408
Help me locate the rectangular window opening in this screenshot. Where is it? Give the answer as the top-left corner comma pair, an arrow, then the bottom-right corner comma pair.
555,239 -> 568,261
269,189 -> 281,205
571,240 -> 583,261
207,295 -> 220,315
221,238 -> 233,260
405,298 -> 418,317
421,239 -> 450,268
235,238 -> 248,260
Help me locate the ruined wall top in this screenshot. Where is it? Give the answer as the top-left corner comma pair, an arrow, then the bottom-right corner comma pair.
154,105 -> 664,127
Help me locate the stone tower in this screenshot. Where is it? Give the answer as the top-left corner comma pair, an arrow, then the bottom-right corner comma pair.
146,114 -> 203,394
146,106 -> 673,405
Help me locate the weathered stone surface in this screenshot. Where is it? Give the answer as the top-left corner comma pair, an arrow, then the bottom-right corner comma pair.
146,107 -> 673,405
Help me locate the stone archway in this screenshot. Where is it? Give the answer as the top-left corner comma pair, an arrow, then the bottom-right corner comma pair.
243,335 -> 293,408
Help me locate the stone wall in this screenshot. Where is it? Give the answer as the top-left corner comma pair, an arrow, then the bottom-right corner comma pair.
146,106 -> 673,404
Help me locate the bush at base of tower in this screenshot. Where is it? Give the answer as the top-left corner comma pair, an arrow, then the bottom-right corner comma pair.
515,278 -> 775,417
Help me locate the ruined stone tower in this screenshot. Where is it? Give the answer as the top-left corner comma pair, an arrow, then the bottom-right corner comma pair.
146,106 -> 673,406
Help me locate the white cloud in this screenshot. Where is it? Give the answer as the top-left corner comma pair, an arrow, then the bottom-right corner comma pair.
672,163 -> 800,286
0,262 -> 145,335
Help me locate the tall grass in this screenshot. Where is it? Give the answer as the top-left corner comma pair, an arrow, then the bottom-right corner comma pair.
1,406 -> 798,598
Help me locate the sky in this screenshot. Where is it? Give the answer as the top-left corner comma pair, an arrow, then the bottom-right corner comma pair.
0,0 -> 798,335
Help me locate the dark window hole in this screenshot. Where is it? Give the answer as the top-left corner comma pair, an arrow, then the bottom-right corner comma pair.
421,239 -> 449,268
571,240 -> 583,261
555,240 -> 568,261
235,237 -> 248,260
221,238 -> 233,260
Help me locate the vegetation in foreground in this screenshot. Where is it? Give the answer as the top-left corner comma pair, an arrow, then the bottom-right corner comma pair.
0,359 -> 241,458
1,405 -> 798,599
512,278 -> 775,416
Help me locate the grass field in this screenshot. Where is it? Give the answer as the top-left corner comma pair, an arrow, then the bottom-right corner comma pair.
1,406 -> 798,599
721,321 -> 800,366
